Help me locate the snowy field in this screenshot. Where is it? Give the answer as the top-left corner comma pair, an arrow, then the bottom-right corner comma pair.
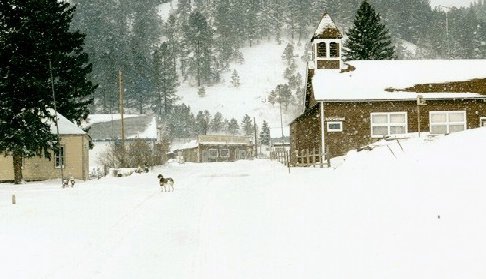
2,127 -> 486,278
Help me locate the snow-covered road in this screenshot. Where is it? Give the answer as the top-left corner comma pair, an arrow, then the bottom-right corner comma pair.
0,160 -> 322,279
3,131 -> 486,279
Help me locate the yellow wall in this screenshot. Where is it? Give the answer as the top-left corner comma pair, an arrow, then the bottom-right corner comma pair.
0,134 -> 90,182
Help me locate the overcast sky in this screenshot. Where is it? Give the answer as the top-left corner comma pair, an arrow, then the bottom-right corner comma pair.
429,0 -> 477,8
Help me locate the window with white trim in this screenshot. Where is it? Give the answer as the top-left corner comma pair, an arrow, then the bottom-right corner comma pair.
55,146 -> 65,168
238,150 -> 246,160
219,149 -> 230,158
480,117 -> 486,127
327,121 -> 343,132
317,42 -> 327,57
371,112 -> 407,138
208,149 -> 218,159
330,42 -> 340,57
429,111 -> 466,134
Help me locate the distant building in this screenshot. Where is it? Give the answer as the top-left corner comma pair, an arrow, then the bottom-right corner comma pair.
0,113 -> 90,182
270,137 -> 290,153
290,13 -> 486,164
171,135 -> 254,163
86,114 -> 158,143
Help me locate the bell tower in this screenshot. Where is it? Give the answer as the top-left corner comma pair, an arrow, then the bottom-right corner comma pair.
311,13 -> 343,70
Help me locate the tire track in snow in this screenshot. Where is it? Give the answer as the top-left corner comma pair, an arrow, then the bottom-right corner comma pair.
42,184 -> 162,279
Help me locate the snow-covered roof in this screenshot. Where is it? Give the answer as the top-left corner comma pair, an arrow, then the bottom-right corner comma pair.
170,140 -> 198,152
46,111 -> 86,135
312,13 -> 342,40
88,114 -> 157,141
170,135 -> 252,152
198,135 -> 252,145
312,60 -> 486,102
85,114 -> 139,126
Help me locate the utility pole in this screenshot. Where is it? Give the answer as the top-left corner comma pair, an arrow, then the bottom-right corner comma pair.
279,101 -> 284,139
118,70 -> 126,167
253,117 -> 258,158
49,59 -> 65,187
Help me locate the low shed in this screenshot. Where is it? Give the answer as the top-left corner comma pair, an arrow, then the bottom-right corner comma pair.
172,135 -> 254,163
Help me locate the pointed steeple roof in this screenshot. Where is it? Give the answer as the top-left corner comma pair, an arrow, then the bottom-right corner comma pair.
311,13 -> 343,41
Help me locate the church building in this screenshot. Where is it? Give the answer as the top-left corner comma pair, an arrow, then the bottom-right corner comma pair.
290,13 -> 486,165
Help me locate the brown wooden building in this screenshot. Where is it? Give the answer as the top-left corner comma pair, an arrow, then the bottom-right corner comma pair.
290,13 -> 486,165
171,135 -> 254,163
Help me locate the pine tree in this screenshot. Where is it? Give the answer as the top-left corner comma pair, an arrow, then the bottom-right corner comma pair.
268,84 -> 294,110
227,118 -> 240,135
0,0 -> 95,184
242,0 -> 262,46
165,15 -> 179,69
214,0 -> 244,68
195,110 -> 211,135
184,11 -> 214,86
282,43 -> 295,65
209,112 -> 224,133
71,0 -> 162,114
153,42 -> 179,116
259,120 -> 271,145
125,2 -> 163,114
70,0 -> 127,113
198,86 -> 206,97
343,0 -> 395,60
474,21 -> 486,58
231,70 -> 241,87
241,114 -> 254,136
167,104 -> 196,138
288,72 -> 303,90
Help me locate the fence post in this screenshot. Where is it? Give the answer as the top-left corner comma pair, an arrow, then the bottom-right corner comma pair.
326,146 -> 331,168
319,146 -> 323,168
312,147 -> 316,167
305,149 -> 309,166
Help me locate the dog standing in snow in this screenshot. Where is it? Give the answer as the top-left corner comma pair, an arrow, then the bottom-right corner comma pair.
158,174 -> 174,192
62,176 -> 75,188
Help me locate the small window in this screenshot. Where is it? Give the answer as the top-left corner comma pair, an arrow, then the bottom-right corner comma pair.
480,117 -> 486,127
330,42 -> 340,57
220,149 -> 230,158
55,146 -> 65,168
208,149 -> 218,159
238,150 -> 246,160
327,121 -> 343,132
317,42 -> 327,57
430,111 -> 466,134
371,112 -> 407,138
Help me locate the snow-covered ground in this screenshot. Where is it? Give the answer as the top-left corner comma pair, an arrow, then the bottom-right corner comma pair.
2,127 -> 486,278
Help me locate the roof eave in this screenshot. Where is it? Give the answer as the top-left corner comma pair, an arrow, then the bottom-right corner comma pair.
316,96 -> 486,102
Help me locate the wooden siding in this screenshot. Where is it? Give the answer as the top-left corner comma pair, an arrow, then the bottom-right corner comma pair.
317,60 -> 340,69
312,28 -> 343,40
178,147 -> 199,163
198,144 -> 253,162
290,105 -> 322,165
291,99 -> 486,162
0,134 -> 90,182
176,144 -> 253,163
